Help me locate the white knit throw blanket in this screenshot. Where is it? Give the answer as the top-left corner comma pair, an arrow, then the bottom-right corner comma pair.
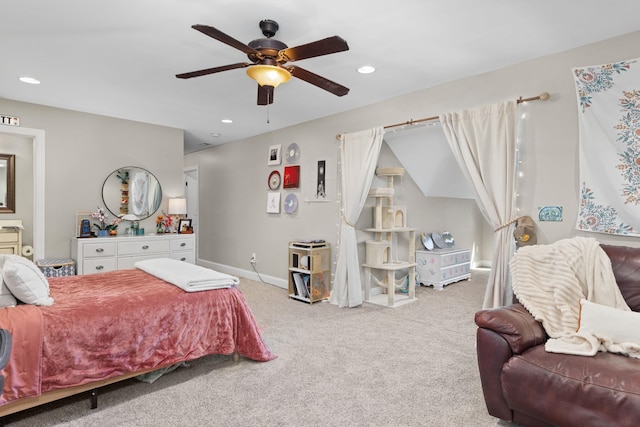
510,237 -> 630,356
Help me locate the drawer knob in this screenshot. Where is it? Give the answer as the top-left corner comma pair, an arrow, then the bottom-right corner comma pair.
142,245 -> 149,250
96,265 -> 104,270
96,248 -> 104,253
180,242 -> 186,247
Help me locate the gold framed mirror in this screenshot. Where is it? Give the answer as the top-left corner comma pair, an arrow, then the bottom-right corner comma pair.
102,167 -> 162,220
0,154 -> 16,214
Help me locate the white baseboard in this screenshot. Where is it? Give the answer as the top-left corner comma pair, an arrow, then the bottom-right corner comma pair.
197,258 -> 288,289
473,260 -> 492,269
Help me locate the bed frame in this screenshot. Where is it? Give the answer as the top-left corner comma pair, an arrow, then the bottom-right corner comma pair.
0,352 -> 240,422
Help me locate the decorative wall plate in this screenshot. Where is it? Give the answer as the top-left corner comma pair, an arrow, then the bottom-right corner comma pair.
538,206 -> 563,222
432,232 -> 446,249
421,232 -> 434,250
268,170 -> 281,190
285,143 -> 300,164
284,193 -> 298,214
442,231 -> 455,247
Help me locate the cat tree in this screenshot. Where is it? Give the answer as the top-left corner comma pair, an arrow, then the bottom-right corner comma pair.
362,167 -> 416,307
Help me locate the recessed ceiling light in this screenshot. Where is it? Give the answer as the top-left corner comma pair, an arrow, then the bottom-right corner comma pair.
221,119 -> 233,124
19,76 -> 41,84
357,65 -> 375,74
210,132 -> 221,137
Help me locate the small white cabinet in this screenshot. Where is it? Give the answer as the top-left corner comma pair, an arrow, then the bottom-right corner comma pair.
72,234 -> 195,275
0,219 -> 23,256
415,248 -> 471,290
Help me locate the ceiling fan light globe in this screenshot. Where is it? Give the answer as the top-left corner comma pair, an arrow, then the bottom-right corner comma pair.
247,65 -> 291,88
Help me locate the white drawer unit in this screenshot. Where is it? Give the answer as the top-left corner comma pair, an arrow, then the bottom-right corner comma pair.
415,248 -> 471,290
72,234 -> 196,275
0,219 -> 23,255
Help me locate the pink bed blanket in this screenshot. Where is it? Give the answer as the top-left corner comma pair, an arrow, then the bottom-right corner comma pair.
1,269 -> 275,406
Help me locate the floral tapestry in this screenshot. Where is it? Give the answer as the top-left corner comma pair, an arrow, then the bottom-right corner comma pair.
574,57 -> 640,236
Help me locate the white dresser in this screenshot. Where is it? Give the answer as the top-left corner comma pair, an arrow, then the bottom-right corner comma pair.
72,234 -> 195,275
415,248 -> 471,290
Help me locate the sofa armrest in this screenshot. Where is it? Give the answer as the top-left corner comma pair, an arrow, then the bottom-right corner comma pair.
474,303 -> 547,422
475,303 -> 547,354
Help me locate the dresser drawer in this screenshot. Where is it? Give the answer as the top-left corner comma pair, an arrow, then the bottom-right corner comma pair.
170,238 -> 194,252
0,245 -> 19,255
440,262 -> 471,282
83,257 -> 117,274
170,251 -> 195,263
416,249 -> 471,268
118,240 -> 170,256
439,250 -> 471,267
417,261 -> 470,288
0,232 -> 19,243
82,241 -> 117,258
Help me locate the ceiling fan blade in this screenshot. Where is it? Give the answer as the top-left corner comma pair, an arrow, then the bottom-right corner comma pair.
176,62 -> 251,79
257,85 -> 274,105
281,36 -> 349,62
192,24 -> 260,56
288,66 -> 349,97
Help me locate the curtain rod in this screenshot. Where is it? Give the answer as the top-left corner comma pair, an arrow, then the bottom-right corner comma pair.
335,92 -> 550,140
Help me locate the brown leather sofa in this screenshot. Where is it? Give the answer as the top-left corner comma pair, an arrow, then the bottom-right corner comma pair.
474,244 -> 640,427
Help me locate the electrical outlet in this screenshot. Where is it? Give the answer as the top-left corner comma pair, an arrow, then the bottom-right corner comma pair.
250,253 -> 256,264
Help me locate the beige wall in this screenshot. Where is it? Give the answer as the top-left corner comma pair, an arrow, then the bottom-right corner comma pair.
186,30 -> 640,286
0,99 -> 184,259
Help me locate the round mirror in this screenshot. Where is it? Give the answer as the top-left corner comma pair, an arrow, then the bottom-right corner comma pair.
102,167 -> 162,220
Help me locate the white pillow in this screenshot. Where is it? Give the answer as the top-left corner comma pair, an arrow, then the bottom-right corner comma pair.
578,299 -> 640,345
0,276 -> 17,308
1,255 -> 53,306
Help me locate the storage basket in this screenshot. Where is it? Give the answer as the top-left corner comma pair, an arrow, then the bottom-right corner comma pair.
36,258 -> 76,277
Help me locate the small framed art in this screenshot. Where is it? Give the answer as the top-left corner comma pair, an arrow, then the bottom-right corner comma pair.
316,160 -> 326,198
267,144 -> 282,165
75,211 -> 93,237
178,218 -> 193,234
283,165 -> 300,189
267,192 -> 281,213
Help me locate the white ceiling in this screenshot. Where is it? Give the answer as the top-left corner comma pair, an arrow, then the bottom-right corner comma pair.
2,1 -> 639,154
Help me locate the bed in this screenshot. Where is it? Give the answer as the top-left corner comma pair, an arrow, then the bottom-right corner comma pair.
0,267 -> 276,417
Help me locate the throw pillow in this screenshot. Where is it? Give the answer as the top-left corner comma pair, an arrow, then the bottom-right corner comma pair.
577,299 -> 640,345
0,277 -> 17,308
1,256 -> 53,306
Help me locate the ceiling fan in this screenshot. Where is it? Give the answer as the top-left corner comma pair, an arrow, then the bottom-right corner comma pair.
176,19 -> 350,105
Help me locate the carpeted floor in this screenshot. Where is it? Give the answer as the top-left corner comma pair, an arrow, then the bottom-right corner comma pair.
5,269 -> 518,426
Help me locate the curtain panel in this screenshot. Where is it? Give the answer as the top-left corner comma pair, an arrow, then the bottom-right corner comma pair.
331,127 -> 383,308
440,101 -> 518,308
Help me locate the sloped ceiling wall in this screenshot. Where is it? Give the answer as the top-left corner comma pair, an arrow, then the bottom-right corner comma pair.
383,123 -> 475,199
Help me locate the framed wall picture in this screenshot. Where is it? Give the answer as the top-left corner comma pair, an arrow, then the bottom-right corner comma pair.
316,160 -> 326,198
267,144 -> 282,165
283,165 -> 300,189
267,192 -> 281,213
178,218 -> 193,234
75,211 -> 93,237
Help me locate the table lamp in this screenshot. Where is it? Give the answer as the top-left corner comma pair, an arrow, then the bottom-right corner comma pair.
168,198 -> 187,232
